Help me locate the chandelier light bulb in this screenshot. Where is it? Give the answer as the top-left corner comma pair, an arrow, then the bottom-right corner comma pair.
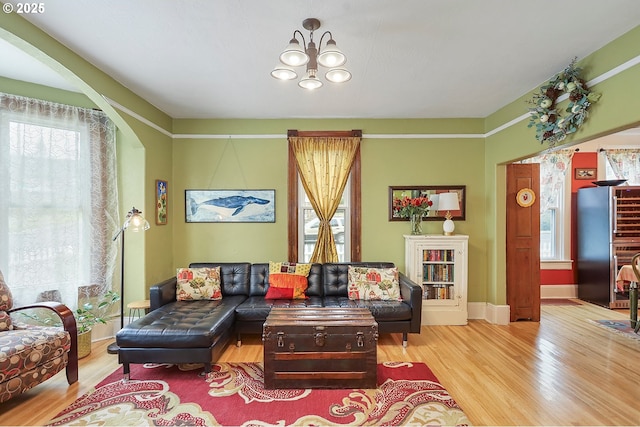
279,38 -> 309,67
299,71 -> 323,90
325,68 -> 352,83
317,39 -> 346,68
271,65 -> 297,80
123,207 -> 150,232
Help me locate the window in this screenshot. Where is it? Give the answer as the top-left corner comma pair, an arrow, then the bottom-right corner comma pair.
520,149 -> 573,263
298,178 -> 350,262
0,93 -> 119,308
540,189 -> 563,260
287,130 -> 362,262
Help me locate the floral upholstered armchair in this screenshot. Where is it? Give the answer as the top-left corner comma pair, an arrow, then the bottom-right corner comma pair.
0,270 -> 78,403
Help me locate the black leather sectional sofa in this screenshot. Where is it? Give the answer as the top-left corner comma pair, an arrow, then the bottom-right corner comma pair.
115,262 -> 422,378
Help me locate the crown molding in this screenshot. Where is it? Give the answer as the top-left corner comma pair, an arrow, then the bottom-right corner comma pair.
105,52 -> 640,141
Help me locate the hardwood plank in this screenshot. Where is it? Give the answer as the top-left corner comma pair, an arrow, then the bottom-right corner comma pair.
2,301 -> 639,426
0,339 -> 120,426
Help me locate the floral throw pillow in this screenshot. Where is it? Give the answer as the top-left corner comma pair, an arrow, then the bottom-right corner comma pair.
269,261 -> 311,276
176,267 -> 222,301
347,266 -> 401,301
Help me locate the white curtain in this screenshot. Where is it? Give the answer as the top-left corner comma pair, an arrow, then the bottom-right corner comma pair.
602,149 -> 640,184
521,149 -> 574,213
0,93 -> 120,309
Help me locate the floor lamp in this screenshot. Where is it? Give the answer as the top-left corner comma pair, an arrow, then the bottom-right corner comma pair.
107,207 -> 150,354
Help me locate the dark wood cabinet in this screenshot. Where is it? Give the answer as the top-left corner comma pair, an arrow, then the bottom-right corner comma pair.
577,186 -> 640,308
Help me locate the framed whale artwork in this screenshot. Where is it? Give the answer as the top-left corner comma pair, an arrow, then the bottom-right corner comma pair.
185,189 -> 276,223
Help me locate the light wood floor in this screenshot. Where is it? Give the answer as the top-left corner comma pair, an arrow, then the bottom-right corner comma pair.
2,300 -> 639,426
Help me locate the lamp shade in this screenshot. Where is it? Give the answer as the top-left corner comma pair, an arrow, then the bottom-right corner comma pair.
271,65 -> 297,80
317,39 -> 346,68
279,39 -> 309,67
325,68 -> 352,83
437,193 -> 459,236
437,192 -> 460,212
124,207 -> 150,232
299,73 -> 323,90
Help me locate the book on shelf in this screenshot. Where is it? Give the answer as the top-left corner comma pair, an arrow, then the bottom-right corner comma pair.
422,264 -> 455,282
422,249 -> 455,262
422,284 -> 453,300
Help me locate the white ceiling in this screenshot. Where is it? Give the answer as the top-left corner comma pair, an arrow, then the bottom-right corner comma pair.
2,0 -> 640,120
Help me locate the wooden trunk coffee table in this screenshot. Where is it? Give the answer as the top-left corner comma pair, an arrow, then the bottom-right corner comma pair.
262,307 -> 378,389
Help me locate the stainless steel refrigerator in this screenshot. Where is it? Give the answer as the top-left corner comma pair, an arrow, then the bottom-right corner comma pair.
577,185 -> 640,308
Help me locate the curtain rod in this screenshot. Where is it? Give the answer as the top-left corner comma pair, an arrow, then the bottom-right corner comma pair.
288,129 -> 362,138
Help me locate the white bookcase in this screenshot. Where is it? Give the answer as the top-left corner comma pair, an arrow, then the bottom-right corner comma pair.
404,234 -> 469,325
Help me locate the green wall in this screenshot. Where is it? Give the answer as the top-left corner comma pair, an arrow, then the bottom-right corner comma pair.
171,130 -> 487,302
1,10 -> 174,308
3,9 -> 640,313
484,25 -> 640,305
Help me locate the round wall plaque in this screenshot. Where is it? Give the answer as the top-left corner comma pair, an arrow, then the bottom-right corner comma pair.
516,188 -> 535,207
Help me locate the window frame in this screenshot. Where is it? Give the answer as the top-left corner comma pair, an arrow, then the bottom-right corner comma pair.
541,168 -> 572,268
287,129 -> 362,262
540,175 -> 563,261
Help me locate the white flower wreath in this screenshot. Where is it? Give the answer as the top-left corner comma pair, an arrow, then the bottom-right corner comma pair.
528,58 -> 601,146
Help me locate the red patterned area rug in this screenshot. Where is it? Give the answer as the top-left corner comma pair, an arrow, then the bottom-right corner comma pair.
589,319 -> 640,341
47,361 -> 470,426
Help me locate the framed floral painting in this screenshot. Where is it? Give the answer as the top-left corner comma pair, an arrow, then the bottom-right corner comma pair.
156,180 -> 168,225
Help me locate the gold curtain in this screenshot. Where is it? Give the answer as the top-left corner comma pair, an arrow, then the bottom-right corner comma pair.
290,135 -> 360,263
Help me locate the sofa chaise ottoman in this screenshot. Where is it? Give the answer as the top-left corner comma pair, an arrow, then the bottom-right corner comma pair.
115,262 -> 422,378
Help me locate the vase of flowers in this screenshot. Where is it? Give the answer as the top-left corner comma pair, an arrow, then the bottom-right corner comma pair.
393,195 -> 433,235
410,214 -> 423,235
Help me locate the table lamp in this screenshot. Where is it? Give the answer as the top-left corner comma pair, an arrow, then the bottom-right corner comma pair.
437,192 -> 460,235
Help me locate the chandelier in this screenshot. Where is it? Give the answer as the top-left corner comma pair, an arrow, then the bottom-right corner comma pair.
271,18 -> 351,90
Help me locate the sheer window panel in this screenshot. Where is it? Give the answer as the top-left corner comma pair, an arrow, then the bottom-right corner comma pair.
0,93 -> 119,309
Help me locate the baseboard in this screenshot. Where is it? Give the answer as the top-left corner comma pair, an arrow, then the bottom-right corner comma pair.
468,287 -> 578,325
90,319 -> 119,342
468,302 -> 510,325
541,284 -> 578,299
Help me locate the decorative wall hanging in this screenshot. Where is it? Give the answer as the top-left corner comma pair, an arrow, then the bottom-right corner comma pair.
516,188 -> 536,207
155,180 -> 168,225
527,58 -> 601,146
389,185 -> 466,221
574,168 -> 596,180
185,189 -> 275,223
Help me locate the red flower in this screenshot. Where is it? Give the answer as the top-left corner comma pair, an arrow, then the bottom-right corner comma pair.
393,195 -> 433,218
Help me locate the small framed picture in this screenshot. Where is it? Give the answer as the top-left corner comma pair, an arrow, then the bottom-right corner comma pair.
156,180 -> 168,225
575,168 -> 596,180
